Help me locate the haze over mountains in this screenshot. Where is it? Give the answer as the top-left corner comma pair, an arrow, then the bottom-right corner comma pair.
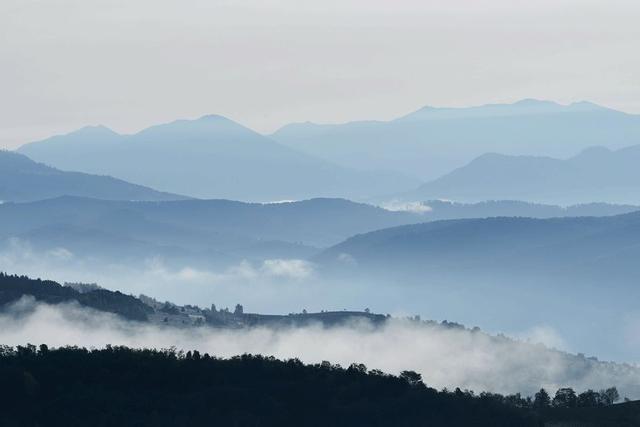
17,99 -> 640,205
272,99 -> 640,182
0,196 -> 423,267
0,150 -> 184,202
407,146 -> 640,205
7,99 -> 640,365
318,211 -> 640,284
4,195 -> 637,270
3,273 -> 640,401
400,200 -> 639,221
315,212 -> 640,360
18,116 -> 416,201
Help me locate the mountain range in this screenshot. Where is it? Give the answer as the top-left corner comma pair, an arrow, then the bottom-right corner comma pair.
0,150 -> 184,202
0,196 -> 423,266
5,195 -> 637,267
18,100 -> 640,204
406,146 -> 640,205
271,99 -> 640,182
18,116 -> 417,201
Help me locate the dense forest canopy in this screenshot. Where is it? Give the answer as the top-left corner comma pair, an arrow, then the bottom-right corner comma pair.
1,345 -> 636,427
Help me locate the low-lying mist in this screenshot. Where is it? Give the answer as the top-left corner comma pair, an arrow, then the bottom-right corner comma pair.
0,239 -> 640,363
2,239 -> 639,367
3,297 -> 639,400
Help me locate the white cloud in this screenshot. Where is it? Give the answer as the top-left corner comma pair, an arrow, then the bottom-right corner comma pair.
142,258 -> 314,283
518,325 -> 568,350
261,259 -> 314,279
381,200 -> 433,214
337,252 -> 357,266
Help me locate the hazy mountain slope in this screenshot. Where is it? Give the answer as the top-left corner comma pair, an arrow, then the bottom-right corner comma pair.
271,99 -> 640,181
316,212 -> 640,282
0,196 -> 425,269
18,115 -> 418,201
400,200 -> 639,220
0,150 -> 186,202
313,211 -> 640,362
408,145 -> 640,205
0,196 -> 422,248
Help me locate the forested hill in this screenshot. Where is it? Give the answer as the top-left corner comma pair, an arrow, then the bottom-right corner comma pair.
0,272 -> 385,328
0,346 -> 635,427
0,273 -> 152,321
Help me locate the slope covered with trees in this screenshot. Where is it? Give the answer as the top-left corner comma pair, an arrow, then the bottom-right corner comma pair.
0,345 -> 633,427
0,273 -> 152,321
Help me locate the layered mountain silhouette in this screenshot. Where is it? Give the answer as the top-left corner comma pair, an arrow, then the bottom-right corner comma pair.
317,211 -> 640,286
0,150 -> 184,202
407,145 -> 640,205
272,99 -> 640,181
0,196 -> 422,265
18,116 -> 418,201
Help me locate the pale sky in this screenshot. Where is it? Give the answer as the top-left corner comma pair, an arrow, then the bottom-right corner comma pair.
1,0 -> 639,149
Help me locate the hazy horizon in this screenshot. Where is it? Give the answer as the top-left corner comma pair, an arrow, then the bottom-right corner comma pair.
2,0 -> 640,149
3,98 -> 635,148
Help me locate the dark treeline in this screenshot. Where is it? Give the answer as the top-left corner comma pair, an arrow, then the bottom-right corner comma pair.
0,345 -> 635,427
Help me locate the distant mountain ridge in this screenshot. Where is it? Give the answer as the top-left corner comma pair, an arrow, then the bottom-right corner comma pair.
406,145 -> 640,205
271,99 -> 640,182
388,199 -> 639,220
0,196 -> 423,267
0,150 -> 185,202
18,115 -> 418,201
317,210 -> 640,284
396,99 -> 611,121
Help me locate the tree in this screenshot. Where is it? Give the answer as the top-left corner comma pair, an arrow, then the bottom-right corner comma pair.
533,388 -> 551,409
348,363 -> 367,374
577,389 -> 599,407
400,370 -> 423,387
505,393 -> 529,409
552,388 -> 577,408
599,387 -> 620,406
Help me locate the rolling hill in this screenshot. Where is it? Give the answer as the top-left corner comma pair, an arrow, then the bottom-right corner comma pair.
0,196 -> 423,265
0,150 -> 185,202
317,211 -> 640,284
